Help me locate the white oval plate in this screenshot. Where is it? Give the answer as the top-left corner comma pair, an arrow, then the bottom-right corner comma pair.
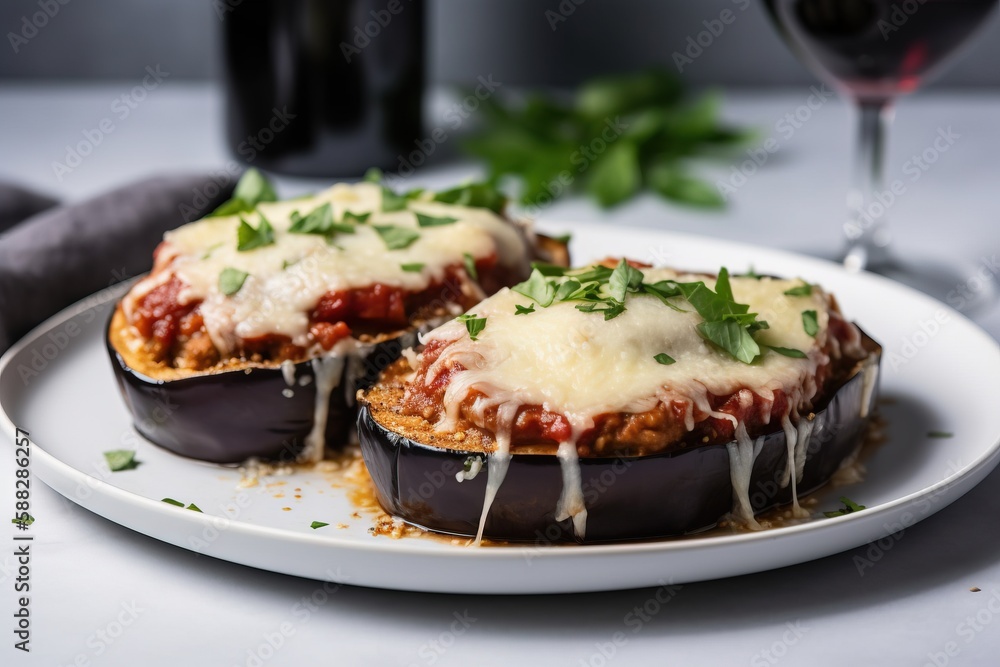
2,224 -> 998,594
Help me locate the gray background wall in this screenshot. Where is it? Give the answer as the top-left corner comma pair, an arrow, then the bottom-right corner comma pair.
1,0 -> 998,88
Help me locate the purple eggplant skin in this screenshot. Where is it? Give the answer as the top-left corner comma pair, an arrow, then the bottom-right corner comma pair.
107,309 -> 425,464
357,335 -> 882,543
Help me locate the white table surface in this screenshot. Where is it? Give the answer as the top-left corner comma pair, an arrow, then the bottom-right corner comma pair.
0,85 -> 998,666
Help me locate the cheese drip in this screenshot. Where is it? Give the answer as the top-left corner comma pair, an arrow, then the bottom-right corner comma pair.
123,182 -> 530,354
423,269 -> 838,539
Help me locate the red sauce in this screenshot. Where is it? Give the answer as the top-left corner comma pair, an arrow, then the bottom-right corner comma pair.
131,255 -> 504,365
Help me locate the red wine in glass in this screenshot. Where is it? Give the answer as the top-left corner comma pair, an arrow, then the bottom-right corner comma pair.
763,0 -> 998,306
765,0 -> 997,101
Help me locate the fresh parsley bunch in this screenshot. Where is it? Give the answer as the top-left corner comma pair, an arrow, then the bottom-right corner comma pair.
461,69 -> 753,209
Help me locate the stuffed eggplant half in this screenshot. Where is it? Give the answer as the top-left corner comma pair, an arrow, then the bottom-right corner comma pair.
358,260 -> 881,543
108,173 -> 568,463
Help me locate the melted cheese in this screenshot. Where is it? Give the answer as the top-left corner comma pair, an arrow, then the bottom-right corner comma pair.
422,269 -> 840,540
427,270 -> 830,432
125,182 -> 530,353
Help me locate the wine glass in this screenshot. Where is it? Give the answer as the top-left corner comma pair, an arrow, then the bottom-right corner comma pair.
763,0 -> 998,308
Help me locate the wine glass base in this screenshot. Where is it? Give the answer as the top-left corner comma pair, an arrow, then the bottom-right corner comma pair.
850,254 -> 999,318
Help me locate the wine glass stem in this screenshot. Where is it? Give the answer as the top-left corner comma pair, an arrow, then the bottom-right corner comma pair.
844,99 -> 895,272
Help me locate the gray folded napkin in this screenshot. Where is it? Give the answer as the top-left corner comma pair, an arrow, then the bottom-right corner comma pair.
0,174 -> 235,353
0,183 -> 59,235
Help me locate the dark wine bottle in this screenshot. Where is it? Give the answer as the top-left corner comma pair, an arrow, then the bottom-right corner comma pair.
221,0 -> 425,177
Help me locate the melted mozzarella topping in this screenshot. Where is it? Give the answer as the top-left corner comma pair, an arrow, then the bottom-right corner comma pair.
426,270 -> 830,433
421,269 -> 839,541
124,182 -> 530,354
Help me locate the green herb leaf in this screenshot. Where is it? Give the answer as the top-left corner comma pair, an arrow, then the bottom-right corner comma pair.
608,258 -> 645,302
11,514 -> 34,527
282,258 -> 299,270
512,269 -> 556,307
768,345 -> 807,359
103,449 -> 139,472
530,262 -> 568,277
400,262 -> 425,273
783,283 -> 813,297
641,281 -> 686,312
463,253 -> 479,280
927,431 -> 954,438
162,498 -> 202,512
647,162 -> 725,209
824,496 -> 866,518
802,310 -> 819,337
219,267 -> 249,296
654,353 -> 676,365
457,314 -> 487,341
289,203 -> 355,237
381,187 -> 408,212
514,304 -> 535,315
431,182 -> 507,213
237,213 -> 275,251
588,141 -> 641,208
310,521 -> 329,529
697,319 -> 760,364
416,213 -> 459,227
208,168 -> 277,217
714,267 -> 734,303
373,225 -> 420,250
364,168 -> 384,183
344,210 -> 371,224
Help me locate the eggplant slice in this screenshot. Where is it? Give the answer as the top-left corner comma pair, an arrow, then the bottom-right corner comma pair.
107,231 -> 569,464
108,307 -> 434,463
357,334 -> 881,543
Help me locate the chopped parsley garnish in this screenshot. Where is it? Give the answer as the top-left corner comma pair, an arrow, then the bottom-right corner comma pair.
364,167 -> 383,183
608,259 -> 644,302
219,267 -> 249,296
431,182 -> 507,213
457,313 -> 487,341
11,514 -> 34,527
514,303 -> 535,315
344,210 -> 371,224
415,213 -> 458,227
208,168 -> 277,218
802,310 -> 819,337
162,498 -> 203,512
400,262 -> 425,273
236,213 -> 275,251
381,187 -> 408,212
928,431 -> 954,438
310,521 -> 329,529
282,258 -> 299,270
103,449 -> 140,472
508,262 -> 805,365
653,353 -> 676,365
698,319 -> 759,364
512,269 -> 556,307
768,345 -> 807,359
823,496 -> 866,518
463,253 -> 478,280
784,283 -> 812,297
373,225 -> 420,250
289,203 -> 355,237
